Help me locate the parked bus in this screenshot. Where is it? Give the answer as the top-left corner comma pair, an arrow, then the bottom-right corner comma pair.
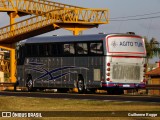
16,33 -> 146,94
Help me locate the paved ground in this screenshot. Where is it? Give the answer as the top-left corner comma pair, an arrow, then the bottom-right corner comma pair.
0,91 -> 160,103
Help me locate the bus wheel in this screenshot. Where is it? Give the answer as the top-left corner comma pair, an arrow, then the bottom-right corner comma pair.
27,79 -> 34,92
77,79 -> 85,94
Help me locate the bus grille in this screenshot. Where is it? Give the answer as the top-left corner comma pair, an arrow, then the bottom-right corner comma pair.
112,65 -> 140,80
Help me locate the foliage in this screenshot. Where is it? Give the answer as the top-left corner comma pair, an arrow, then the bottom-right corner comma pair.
144,37 -> 160,63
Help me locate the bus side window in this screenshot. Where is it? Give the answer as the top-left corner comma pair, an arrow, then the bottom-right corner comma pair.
90,42 -> 103,55
63,43 -> 75,55
17,46 -> 24,65
48,43 -> 63,57
48,44 -> 57,56
38,44 -> 45,57
44,44 -> 49,56
48,44 -> 53,56
26,44 -> 32,57
32,44 -> 39,57
76,43 -> 88,55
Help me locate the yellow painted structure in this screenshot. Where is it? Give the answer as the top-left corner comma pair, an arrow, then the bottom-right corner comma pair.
0,0 -> 109,87
0,52 -> 5,83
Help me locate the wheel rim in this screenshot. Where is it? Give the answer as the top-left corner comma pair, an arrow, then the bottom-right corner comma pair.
78,80 -> 84,91
28,80 -> 33,88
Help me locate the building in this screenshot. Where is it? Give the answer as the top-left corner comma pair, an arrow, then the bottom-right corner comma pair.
146,62 -> 160,95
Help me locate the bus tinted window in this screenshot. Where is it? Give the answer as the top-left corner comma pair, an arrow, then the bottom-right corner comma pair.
38,44 -> 46,56
48,44 -> 53,56
17,46 -> 25,65
26,44 -> 32,57
26,43 -> 63,57
90,42 -> 103,55
56,44 -> 63,56
63,43 -> 75,55
33,44 -> 39,56
50,43 -> 62,57
76,43 -> 88,55
26,44 -> 39,57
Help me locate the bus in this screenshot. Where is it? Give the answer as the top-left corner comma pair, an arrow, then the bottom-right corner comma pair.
16,33 -> 146,94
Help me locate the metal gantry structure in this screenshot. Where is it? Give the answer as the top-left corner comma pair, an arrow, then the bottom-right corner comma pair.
0,0 -> 109,85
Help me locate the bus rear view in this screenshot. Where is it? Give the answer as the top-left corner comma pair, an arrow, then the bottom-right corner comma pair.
102,34 -> 146,94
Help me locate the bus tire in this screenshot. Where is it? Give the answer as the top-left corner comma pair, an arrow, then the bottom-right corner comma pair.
26,75 -> 34,92
77,79 -> 85,94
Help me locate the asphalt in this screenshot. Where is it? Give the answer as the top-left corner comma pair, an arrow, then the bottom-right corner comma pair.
0,91 -> 160,103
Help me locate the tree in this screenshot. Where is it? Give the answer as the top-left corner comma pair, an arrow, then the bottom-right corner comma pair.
144,37 -> 160,72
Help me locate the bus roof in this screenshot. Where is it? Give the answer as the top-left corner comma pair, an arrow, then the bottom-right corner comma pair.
22,33 -> 141,44
24,34 -> 106,44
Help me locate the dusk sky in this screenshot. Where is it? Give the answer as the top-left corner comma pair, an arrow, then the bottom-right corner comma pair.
0,0 -> 160,62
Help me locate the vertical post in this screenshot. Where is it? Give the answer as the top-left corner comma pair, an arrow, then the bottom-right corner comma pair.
10,45 -> 16,83
73,28 -> 80,36
8,12 -> 16,83
9,12 -> 15,31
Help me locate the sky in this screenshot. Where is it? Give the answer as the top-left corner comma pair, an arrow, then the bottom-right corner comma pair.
0,0 -> 160,62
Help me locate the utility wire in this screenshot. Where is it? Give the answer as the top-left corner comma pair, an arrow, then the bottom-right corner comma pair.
110,15 -> 160,21
110,11 -> 160,21
111,11 -> 160,19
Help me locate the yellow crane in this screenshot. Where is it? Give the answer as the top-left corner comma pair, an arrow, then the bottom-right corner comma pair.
0,0 -> 109,88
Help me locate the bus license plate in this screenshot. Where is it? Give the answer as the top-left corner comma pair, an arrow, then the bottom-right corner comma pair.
123,85 -> 130,87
